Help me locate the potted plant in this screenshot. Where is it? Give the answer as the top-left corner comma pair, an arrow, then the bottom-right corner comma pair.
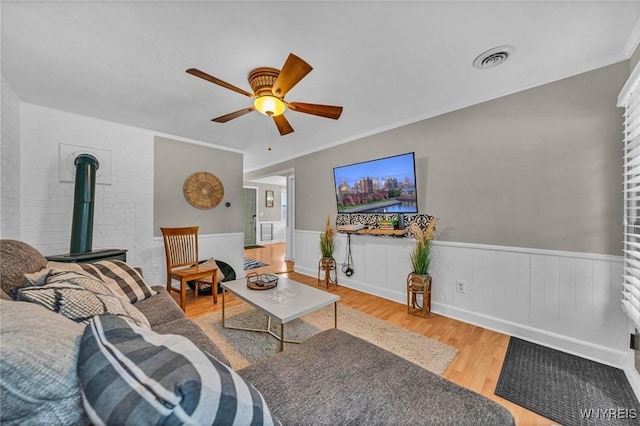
407,218 -> 436,317
409,218 -> 436,275
319,215 -> 335,258
318,215 -> 337,288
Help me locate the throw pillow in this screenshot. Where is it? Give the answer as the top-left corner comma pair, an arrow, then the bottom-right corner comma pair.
23,267 -> 53,287
0,240 -> 48,296
78,314 -> 279,426
0,289 -> 12,300
0,300 -> 89,425
200,257 -> 226,281
48,259 -> 157,303
194,258 -> 226,294
23,267 -> 99,288
16,270 -> 151,328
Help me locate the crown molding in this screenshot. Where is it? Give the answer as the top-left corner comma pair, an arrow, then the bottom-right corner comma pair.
625,17 -> 640,59
618,58 -> 640,107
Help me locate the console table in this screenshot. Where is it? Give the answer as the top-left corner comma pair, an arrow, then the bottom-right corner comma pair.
337,228 -> 408,237
336,213 -> 434,239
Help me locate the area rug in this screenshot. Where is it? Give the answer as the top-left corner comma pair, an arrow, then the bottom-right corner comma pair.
192,303 -> 458,373
495,337 -> 640,425
243,258 -> 268,270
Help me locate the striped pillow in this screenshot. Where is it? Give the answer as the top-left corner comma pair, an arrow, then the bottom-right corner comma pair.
78,314 -> 278,426
48,260 -> 157,303
16,270 -> 151,328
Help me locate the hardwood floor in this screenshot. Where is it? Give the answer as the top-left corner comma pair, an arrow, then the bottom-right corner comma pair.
176,242 -> 554,426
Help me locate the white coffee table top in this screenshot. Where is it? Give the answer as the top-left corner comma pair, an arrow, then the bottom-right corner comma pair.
221,276 -> 340,323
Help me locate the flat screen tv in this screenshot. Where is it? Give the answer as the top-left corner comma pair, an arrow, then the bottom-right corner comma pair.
333,152 -> 418,214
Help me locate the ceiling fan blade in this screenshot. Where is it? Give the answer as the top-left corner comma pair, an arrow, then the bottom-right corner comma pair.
272,54 -> 313,98
186,68 -> 254,98
273,114 -> 294,136
212,107 -> 255,123
288,102 -> 343,120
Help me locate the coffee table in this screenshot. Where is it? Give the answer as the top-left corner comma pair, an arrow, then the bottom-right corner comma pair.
221,276 -> 340,351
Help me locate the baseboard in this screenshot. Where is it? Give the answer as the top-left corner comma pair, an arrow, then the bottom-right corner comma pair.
295,265 -> 406,302
432,302 -> 627,368
257,239 -> 286,245
296,263 -> 626,368
625,365 -> 640,402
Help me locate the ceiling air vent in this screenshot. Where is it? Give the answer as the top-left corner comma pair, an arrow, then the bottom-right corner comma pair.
473,45 -> 515,69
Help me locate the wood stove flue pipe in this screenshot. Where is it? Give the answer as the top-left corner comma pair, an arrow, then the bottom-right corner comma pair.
69,154 -> 99,254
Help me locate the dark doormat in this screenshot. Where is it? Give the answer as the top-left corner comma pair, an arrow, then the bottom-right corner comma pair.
495,337 -> 640,425
244,245 -> 265,249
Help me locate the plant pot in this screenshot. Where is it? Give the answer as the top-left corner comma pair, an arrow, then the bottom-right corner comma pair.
407,272 -> 432,318
317,256 -> 338,288
284,259 -> 295,272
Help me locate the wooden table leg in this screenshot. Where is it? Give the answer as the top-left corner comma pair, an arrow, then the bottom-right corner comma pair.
180,278 -> 187,312
211,269 -> 218,304
334,302 -> 338,328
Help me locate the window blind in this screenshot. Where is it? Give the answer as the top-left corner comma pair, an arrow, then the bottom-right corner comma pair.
620,62 -> 640,331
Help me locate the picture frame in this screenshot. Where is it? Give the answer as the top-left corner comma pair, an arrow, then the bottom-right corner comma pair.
266,190 -> 274,207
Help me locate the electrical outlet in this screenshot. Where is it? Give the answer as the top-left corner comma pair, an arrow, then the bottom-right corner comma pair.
456,280 -> 466,294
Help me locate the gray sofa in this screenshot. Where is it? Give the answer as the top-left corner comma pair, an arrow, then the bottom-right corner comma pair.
0,239 -> 514,425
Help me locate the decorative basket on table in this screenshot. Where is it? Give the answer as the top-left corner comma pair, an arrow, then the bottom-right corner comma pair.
246,272 -> 278,290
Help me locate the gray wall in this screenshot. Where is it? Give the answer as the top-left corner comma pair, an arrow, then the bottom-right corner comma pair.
249,61 -> 627,256
154,136 -> 243,236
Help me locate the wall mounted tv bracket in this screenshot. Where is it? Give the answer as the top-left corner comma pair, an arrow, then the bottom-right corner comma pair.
342,233 -> 355,277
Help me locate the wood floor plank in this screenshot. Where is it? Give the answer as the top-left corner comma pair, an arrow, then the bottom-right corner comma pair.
173,242 -> 555,426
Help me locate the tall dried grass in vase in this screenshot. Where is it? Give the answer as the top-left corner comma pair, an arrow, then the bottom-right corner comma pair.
409,218 -> 436,275
319,215 -> 335,258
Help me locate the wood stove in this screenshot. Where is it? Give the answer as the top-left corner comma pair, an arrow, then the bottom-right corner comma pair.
46,153 -> 127,264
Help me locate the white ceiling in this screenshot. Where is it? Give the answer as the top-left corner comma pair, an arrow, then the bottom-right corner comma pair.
3,1 -> 640,172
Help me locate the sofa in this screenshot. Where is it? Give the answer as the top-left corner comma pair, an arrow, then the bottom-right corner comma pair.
0,239 -> 515,425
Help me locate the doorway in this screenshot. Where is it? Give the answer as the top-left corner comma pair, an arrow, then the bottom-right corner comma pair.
243,173 -> 294,263
243,187 -> 257,247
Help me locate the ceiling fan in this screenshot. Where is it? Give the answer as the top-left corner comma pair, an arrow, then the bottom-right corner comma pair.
186,53 -> 343,136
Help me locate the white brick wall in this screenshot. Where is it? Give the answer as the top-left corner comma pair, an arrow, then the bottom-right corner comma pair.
20,104 -> 156,272
1,75 -> 21,239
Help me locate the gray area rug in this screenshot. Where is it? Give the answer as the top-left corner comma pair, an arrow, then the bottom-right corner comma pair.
193,303 -> 458,373
495,337 -> 640,425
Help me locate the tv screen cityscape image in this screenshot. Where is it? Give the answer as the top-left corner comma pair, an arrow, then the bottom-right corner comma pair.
333,152 -> 418,214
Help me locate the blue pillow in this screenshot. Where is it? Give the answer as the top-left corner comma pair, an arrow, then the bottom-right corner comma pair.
77,314 -> 278,425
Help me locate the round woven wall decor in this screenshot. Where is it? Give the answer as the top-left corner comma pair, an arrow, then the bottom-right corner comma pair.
183,171 -> 224,210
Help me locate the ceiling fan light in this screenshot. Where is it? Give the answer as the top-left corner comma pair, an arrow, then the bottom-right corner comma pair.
254,96 -> 286,116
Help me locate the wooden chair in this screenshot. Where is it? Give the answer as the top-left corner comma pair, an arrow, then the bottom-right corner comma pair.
161,226 -> 218,312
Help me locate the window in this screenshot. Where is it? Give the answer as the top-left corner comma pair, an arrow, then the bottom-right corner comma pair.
281,189 -> 287,222
620,62 -> 640,331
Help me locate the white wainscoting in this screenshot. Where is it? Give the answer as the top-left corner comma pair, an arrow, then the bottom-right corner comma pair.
294,230 -> 628,369
149,232 -> 245,287
257,220 -> 286,244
